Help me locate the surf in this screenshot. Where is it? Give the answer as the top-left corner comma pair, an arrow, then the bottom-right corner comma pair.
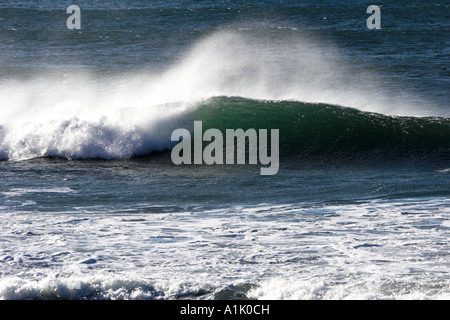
0,29 -> 447,161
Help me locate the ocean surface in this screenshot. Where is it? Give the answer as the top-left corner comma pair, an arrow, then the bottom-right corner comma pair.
0,0 -> 449,300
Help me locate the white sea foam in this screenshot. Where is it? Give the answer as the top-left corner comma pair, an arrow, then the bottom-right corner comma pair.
1,187 -> 75,197
0,198 -> 449,300
247,277 -> 450,300
0,274 -> 215,300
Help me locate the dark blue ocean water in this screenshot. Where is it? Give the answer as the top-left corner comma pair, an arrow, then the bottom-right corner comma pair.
0,1 -> 449,299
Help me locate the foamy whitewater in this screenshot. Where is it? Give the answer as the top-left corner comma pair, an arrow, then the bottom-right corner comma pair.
0,0 -> 449,300
1,196 -> 450,299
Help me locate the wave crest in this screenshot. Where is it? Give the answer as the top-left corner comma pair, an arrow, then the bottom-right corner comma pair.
1,96 -> 448,162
